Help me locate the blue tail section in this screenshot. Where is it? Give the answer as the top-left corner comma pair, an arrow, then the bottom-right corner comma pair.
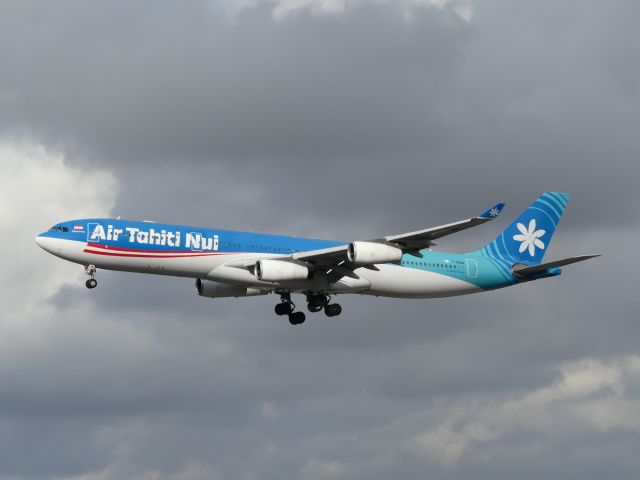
476,192 -> 571,267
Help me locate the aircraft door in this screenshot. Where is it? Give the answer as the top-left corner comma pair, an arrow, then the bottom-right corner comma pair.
466,258 -> 479,279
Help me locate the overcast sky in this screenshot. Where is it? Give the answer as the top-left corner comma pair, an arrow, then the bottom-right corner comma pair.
1,0 -> 639,479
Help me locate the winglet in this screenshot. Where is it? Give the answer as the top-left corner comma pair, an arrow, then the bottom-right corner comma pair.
478,202 -> 505,220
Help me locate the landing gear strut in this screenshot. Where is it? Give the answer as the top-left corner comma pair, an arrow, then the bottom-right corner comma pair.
275,293 -> 306,325
85,265 -> 97,289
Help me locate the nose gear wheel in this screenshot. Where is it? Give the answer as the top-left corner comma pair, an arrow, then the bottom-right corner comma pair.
84,265 -> 97,289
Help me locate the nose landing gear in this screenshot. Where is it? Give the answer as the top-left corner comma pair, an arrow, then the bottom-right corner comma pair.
85,265 -> 97,289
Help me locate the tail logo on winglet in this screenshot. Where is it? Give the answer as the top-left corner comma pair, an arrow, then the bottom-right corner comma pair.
513,219 -> 546,257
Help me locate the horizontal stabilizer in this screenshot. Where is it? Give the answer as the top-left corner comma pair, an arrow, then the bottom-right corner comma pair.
512,254 -> 600,277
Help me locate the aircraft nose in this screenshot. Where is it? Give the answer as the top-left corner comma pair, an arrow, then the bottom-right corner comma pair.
35,234 -> 55,254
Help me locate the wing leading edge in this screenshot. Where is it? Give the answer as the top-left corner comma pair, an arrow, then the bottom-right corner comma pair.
380,202 -> 505,251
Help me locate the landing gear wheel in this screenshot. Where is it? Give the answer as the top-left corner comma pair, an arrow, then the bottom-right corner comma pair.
275,302 -> 293,316
308,293 -> 329,309
289,311 -> 306,325
324,303 -> 342,317
307,303 -> 323,313
84,265 -> 97,289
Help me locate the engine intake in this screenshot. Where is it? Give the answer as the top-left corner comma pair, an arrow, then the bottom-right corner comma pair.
347,241 -> 403,265
196,279 -> 267,298
255,259 -> 309,282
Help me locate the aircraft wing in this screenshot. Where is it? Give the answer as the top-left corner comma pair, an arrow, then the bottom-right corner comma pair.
292,201 -> 506,267
377,202 -> 505,251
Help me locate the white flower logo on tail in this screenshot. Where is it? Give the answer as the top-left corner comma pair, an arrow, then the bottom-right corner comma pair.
513,219 -> 546,256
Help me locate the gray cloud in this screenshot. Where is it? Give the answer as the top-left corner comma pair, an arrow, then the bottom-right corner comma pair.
1,0 -> 639,479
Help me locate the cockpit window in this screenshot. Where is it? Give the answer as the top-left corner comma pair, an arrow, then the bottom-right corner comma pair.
49,225 -> 69,232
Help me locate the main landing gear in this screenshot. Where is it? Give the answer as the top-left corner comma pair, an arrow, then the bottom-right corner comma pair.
307,293 -> 342,318
274,293 -> 305,325
85,265 -> 97,289
274,292 -> 343,325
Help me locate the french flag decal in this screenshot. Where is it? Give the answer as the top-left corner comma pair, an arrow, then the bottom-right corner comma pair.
73,225 -> 84,232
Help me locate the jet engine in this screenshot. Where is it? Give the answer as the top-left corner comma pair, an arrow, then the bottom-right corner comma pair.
255,259 -> 309,282
196,279 -> 268,298
347,241 -> 403,265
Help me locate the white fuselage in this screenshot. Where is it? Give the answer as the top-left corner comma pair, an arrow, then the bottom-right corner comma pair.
36,235 -> 483,299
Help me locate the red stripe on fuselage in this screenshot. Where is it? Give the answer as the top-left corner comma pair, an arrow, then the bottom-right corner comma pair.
83,247 -> 234,259
86,243 -> 204,254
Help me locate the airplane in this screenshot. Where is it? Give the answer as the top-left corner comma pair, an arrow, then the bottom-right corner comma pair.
35,192 -> 598,325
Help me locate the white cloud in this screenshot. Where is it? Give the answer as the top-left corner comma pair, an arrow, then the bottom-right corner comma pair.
54,462 -> 221,480
217,0 -> 474,22
272,0 -> 347,20
0,137 -> 117,304
407,356 -> 640,467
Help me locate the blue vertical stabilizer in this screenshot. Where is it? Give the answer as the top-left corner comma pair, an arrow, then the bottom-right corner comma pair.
475,192 -> 570,267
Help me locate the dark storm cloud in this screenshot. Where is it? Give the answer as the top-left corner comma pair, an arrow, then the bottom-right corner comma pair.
2,0 -> 638,230
2,0 -> 640,479
0,0 -> 465,161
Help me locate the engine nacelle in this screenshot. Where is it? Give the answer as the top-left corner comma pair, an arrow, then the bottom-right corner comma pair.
255,259 -> 309,282
196,279 -> 268,298
347,241 -> 403,265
